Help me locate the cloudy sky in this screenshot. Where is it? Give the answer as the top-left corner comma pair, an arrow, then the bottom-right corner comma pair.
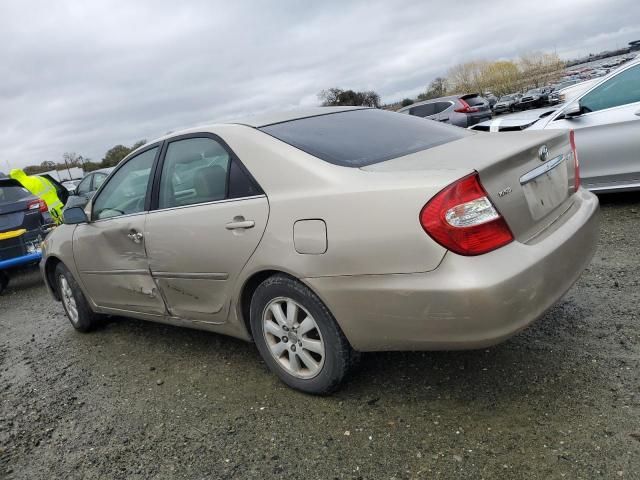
1,0 -> 639,170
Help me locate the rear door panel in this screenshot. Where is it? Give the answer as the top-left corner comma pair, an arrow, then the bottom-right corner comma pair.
144,197 -> 269,322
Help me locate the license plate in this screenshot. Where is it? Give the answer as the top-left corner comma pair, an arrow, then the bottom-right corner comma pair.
520,156 -> 568,220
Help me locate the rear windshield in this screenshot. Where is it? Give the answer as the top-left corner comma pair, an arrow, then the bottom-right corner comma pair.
259,108 -> 471,167
0,184 -> 30,203
460,95 -> 486,107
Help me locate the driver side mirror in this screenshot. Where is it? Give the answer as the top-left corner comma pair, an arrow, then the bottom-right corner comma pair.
63,206 -> 89,225
564,102 -> 583,118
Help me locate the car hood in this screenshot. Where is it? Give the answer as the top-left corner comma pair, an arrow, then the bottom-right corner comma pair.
469,106 -> 558,132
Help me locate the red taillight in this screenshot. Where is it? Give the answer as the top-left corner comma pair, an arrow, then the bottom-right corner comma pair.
27,199 -> 48,213
454,98 -> 479,113
570,129 -> 580,191
420,173 -> 514,256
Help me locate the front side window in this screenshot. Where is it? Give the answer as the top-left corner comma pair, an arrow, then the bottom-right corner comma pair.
76,176 -> 92,195
580,64 -> 640,113
92,147 -> 157,220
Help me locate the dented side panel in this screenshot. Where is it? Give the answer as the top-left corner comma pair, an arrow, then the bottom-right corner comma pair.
72,213 -> 167,315
144,196 -> 269,323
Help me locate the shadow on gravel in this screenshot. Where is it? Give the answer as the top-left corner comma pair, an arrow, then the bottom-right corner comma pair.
1,267 -> 43,295
76,295 -> 587,409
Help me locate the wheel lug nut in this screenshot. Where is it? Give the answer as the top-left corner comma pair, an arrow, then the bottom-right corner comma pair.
291,345 -> 297,352
282,336 -> 288,343
298,341 -> 302,346
283,326 -> 289,331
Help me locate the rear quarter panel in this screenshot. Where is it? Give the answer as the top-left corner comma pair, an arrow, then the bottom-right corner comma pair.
217,125 -> 466,279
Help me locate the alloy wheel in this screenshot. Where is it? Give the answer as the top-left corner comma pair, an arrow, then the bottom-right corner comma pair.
59,275 -> 79,325
262,297 -> 325,379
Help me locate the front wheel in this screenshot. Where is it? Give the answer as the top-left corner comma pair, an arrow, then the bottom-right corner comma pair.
55,263 -> 101,332
250,274 -> 359,394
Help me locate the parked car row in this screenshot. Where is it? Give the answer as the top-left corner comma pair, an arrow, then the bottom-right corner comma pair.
470,55 -> 640,193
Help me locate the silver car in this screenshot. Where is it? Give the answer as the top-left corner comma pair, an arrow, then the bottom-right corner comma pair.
397,94 -> 492,127
41,107 -> 599,394
471,57 -> 640,192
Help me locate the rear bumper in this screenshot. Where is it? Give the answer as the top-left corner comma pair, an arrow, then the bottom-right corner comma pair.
305,189 -> 599,352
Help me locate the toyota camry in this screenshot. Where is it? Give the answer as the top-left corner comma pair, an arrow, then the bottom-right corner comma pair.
40,107 -> 599,394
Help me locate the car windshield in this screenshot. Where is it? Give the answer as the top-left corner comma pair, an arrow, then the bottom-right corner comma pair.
498,95 -> 513,101
0,184 -> 30,203
525,89 -> 540,95
259,108 -> 471,167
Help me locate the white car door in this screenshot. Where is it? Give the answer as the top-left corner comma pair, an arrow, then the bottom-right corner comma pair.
544,61 -> 640,191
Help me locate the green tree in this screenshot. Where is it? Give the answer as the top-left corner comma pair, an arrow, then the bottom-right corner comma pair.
100,140 -> 147,168
101,145 -> 132,168
400,98 -> 414,107
417,77 -> 448,100
318,88 -> 381,107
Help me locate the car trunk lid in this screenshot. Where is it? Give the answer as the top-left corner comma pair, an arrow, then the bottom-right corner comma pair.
362,130 -> 577,243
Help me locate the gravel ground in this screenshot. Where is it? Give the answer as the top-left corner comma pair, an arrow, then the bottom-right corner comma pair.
1,193 -> 639,479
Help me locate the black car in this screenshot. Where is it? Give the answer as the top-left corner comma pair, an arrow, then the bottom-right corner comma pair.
517,88 -> 551,110
0,178 -> 54,293
492,94 -> 520,114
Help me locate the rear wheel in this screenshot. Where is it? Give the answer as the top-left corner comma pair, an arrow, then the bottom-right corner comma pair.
250,274 -> 358,394
55,263 -> 100,332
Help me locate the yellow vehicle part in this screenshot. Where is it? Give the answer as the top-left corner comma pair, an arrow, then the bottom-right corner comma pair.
0,229 -> 27,240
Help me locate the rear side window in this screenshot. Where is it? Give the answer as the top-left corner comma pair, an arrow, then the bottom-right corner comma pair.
408,103 -> 436,117
76,176 -> 92,195
159,137 -> 230,209
157,136 -> 263,209
433,102 -> 452,114
259,109 -> 471,167
93,173 -> 108,190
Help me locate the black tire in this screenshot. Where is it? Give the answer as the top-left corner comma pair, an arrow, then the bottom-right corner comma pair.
55,263 -> 100,332
250,274 -> 359,395
0,271 -> 9,294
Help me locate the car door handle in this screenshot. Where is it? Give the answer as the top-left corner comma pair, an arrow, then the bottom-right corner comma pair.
225,219 -> 255,230
127,231 -> 144,243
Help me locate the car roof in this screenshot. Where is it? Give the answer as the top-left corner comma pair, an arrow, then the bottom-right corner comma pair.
227,106 -> 367,127
132,107 -> 370,154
